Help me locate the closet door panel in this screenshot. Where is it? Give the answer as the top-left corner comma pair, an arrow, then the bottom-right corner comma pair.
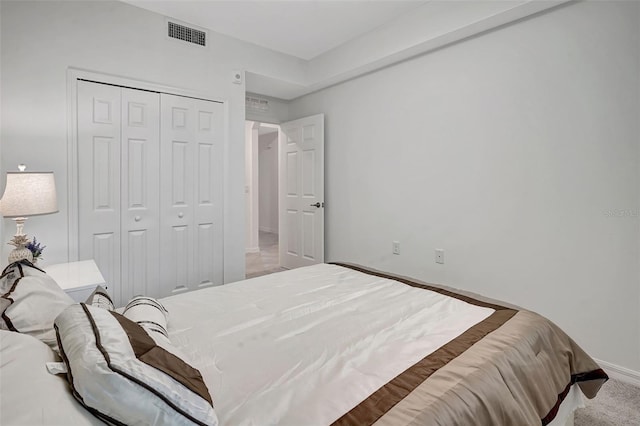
120,88 -> 160,304
194,100 -> 224,288
78,81 -> 121,297
160,94 -> 196,295
160,95 -> 224,295
172,224 -> 190,290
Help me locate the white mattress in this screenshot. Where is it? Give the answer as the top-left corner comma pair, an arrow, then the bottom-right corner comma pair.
161,263 -> 494,425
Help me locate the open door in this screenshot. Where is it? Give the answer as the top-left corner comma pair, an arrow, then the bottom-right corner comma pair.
279,114 -> 324,269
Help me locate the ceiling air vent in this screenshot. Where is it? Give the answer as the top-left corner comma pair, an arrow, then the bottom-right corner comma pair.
168,21 -> 206,47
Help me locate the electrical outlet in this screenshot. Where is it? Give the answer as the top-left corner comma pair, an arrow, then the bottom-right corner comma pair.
435,249 -> 444,264
393,241 -> 400,255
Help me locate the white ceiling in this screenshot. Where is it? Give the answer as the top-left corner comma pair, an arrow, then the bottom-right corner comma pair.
121,0 -> 428,60
120,0 -> 566,99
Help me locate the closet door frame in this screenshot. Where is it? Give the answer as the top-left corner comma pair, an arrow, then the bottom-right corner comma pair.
67,68 -> 228,283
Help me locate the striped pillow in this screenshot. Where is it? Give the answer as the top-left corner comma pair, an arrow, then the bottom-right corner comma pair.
54,303 -> 217,426
122,295 -> 194,364
123,296 -> 169,340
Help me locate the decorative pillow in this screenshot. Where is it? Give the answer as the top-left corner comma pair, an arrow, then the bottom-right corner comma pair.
0,261 -> 74,351
54,303 -> 217,426
121,295 -> 193,361
123,296 -> 169,340
85,285 -> 115,311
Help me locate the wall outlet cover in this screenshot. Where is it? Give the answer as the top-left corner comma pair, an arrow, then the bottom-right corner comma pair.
393,241 -> 400,255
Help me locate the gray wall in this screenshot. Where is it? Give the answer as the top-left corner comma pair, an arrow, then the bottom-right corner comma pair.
259,132 -> 279,234
289,1 -> 640,371
0,0 -> 298,282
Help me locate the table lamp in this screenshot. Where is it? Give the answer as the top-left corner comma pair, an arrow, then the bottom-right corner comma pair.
0,165 -> 58,263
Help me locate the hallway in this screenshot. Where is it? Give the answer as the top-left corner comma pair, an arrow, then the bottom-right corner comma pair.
246,231 -> 285,279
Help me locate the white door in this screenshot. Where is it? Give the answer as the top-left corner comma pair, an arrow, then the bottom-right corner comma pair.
279,114 -> 325,269
78,81 -> 161,306
78,81 -> 122,300
120,88 -> 161,302
160,94 -> 224,296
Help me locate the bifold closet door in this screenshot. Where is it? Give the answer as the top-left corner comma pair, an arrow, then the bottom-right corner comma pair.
78,80 -> 160,306
120,88 -> 161,302
160,94 -> 224,296
78,81 -> 122,300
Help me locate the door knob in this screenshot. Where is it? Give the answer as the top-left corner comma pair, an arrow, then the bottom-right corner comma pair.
134,216 -> 141,222
178,212 -> 184,218
310,202 -> 323,208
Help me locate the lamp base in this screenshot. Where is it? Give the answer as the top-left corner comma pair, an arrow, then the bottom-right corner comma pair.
7,233 -> 33,264
8,245 -> 33,264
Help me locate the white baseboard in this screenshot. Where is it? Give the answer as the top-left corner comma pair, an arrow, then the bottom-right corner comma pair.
595,358 -> 640,387
245,247 -> 260,254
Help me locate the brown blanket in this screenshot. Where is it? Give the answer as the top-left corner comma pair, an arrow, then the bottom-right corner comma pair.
331,263 -> 608,426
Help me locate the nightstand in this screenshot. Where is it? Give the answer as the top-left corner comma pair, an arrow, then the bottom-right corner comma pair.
45,260 -> 107,303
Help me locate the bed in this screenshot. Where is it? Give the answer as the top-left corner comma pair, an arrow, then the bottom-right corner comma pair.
0,261 -> 607,425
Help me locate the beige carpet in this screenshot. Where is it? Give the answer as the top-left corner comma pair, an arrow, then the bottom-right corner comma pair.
246,231 -> 285,279
574,378 -> 640,425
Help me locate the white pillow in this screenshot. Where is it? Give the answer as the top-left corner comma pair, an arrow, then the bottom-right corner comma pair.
0,261 -> 74,351
0,330 -> 102,425
55,303 -> 217,426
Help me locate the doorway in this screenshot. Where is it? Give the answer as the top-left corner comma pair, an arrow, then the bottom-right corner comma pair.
245,121 -> 283,278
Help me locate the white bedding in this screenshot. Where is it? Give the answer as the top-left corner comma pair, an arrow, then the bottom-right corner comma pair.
0,263 -> 587,425
161,264 -> 494,425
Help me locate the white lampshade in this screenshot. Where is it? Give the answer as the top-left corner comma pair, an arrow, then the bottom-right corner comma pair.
0,172 -> 58,218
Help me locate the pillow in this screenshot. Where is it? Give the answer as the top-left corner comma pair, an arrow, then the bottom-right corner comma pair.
123,295 -> 169,340
123,295 -> 194,364
0,330 -> 102,425
85,285 -> 115,311
0,261 -> 74,351
54,303 -> 217,426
